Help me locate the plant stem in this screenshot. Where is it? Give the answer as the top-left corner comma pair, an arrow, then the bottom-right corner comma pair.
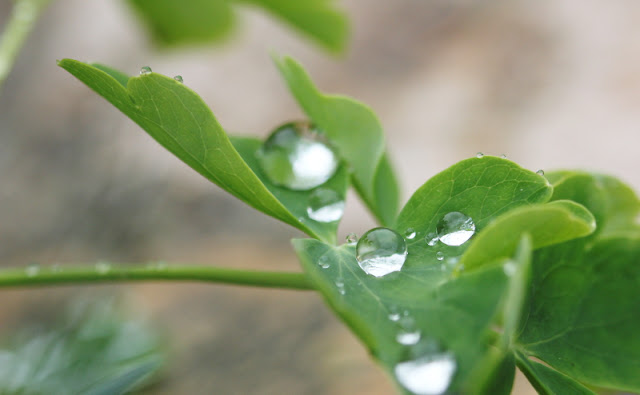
0,263 -> 315,291
0,0 -> 51,90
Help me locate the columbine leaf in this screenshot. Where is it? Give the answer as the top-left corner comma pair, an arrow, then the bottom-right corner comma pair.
293,157 -> 556,392
59,59 -> 346,243
459,200 -> 596,271
127,0 -> 348,52
514,172 -> 640,392
274,55 -> 399,225
0,298 -> 164,395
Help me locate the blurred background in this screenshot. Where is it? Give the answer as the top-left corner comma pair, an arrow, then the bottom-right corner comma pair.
1,0 -> 640,393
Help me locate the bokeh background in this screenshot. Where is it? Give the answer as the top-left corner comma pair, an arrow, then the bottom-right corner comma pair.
1,0 -> 640,393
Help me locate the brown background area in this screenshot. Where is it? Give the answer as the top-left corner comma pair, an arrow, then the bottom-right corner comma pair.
1,1 -> 640,393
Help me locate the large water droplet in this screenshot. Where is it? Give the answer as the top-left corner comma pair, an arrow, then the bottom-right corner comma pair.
394,353 -> 457,395
173,75 -> 183,83
404,228 -> 416,240
257,122 -> 339,190
437,212 -> 475,246
397,330 -> 421,345
306,188 -> 344,222
139,66 -> 152,75
356,228 -> 407,277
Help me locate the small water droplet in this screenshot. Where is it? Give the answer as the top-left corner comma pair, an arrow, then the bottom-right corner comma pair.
257,122 -> 338,190
397,330 -> 421,345
51,264 -> 61,273
25,263 -> 40,277
389,312 -> 401,321
436,252 -> 444,261
306,188 -> 345,222
425,232 -> 439,246
503,261 -> 517,276
536,169 -> 545,176
335,277 -> 346,295
173,75 -> 183,83
95,262 -> 111,275
346,233 -> 358,245
139,66 -> 152,75
500,154 -> 507,159
394,353 -> 457,395
148,261 -> 168,271
476,152 -> 484,158
356,228 -> 408,277
404,228 -> 416,240
437,212 -> 476,246
318,256 -> 331,269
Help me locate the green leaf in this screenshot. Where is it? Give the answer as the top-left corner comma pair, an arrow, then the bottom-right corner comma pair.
230,136 -> 349,243
58,59 -> 345,243
293,157 -> 555,392
459,200 -> 596,271
515,353 -> 596,395
513,172 -> 640,392
127,0 -> 348,52
274,55 -> 398,225
0,298 -> 164,395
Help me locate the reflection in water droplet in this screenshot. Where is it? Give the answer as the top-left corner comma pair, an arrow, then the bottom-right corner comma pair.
25,264 -> 40,277
173,75 -> 183,83
394,353 -> 457,395
437,212 -> 475,246
318,256 -> 331,269
356,228 -> 407,277
257,122 -> 338,190
397,330 -> 421,345
139,66 -> 152,75
536,169 -> 545,176
476,152 -> 484,158
425,232 -> 439,246
404,228 -> 416,240
503,261 -> 517,276
306,188 -> 345,222
346,233 -> 358,245
436,252 -> 444,261
95,262 -> 111,275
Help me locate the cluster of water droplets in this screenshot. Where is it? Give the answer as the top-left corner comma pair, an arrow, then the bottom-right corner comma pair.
257,122 -> 339,191
355,228 -> 408,277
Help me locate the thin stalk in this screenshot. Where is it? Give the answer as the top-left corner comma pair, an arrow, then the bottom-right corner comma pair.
0,263 -> 315,291
0,0 -> 51,89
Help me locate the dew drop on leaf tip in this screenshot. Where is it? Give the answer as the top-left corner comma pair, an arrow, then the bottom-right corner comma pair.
257,122 -> 339,191
356,228 -> 407,277
306,188 -> 344,223
436,212 -> 475,246
139,66 -> 152,75
394,352 -> 457,395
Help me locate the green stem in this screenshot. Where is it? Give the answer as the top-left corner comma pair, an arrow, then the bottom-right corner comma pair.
0,0 -> 51,89
0,263 -> 315,291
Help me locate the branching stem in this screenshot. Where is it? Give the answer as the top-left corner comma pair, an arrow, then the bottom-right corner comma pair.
0,263 -> 315,291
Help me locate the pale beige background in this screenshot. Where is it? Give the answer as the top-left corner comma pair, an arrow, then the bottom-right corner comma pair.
1,1 -> 639,393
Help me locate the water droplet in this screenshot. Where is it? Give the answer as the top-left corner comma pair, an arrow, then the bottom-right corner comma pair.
397,330 -> 421,345
389,312 -> 401,321
536,169 -> 545,176
147,261 -> 168,271
503,261 -> 517,276
318,256 -> 331,269
476,152 -> 484,158
394,353 -> 457,395
436,252 -> 444,261
139,66 -> 152,75
500,154 -> 507,159
346,233 -> 358,245
257,122 -> 338,190
425,232 -> 439,246
306,188 -> 345,222
404,228 -> 416,240
356,228 -> 408,277
95,262 -> 111,275
437,212 -> 475,246
173,75 -> 183,83
25,263 -> 40,277
335,277 -> 346,295
51,264 -> 61,273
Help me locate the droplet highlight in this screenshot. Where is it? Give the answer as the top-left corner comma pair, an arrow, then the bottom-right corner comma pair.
425,232 -> 439,246
476,152 -> 484,158
436,212 -> 476,246
503,261 -> 517,276
335,277 -> 346,295
25,263 -> 40,277
396,330 -> 421,345
394,353 -> 457,395
318,256 -> 331,269
173,75 -> 183,83
536,169 -> 545,176
346,233 -> 358,245
436,252 -> 444,261
139,66 -> 152,75
257,122 -> 339,190
356,228 -> 408,277
306,188 -> 345,223
404,228 -> 417,240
